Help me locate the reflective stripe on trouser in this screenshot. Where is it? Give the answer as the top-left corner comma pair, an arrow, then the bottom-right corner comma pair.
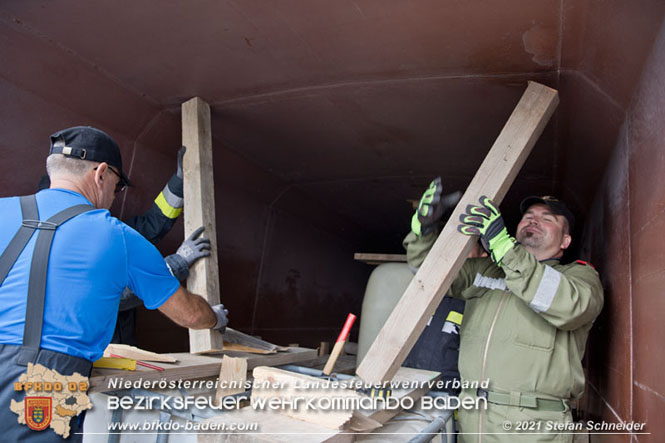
0,344 -> 92,442
457,390 -> 573,443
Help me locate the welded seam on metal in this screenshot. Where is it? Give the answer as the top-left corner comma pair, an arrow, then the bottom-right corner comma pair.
117,142 -> 137,221
625,121 -> 634,424
586,380 -> 626,425
159,72 -> 558,113
560,69 -> 624,114
633,381 -> 665,402
206,71 -> 557,106
550,0 -> 564,196
556,0 -> 564,81
250,185 -> 292,335
0,11 -> 162,108
118,112 -> 164,219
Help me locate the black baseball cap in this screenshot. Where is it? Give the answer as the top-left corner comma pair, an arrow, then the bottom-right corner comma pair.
49,126 -> 132,187
520,195 -> 575,232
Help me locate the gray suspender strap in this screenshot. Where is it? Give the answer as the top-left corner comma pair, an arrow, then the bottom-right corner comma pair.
0,196 -> 39,286
0,195 -> 96,366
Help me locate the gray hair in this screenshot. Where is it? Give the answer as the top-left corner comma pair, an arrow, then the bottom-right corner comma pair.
46,154 -> 98,179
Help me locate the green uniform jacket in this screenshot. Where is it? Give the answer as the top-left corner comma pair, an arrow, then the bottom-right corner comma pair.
404,231 -> 604,401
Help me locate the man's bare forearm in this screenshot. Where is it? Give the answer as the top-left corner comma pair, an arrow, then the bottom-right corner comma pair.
158,286 -> 217,329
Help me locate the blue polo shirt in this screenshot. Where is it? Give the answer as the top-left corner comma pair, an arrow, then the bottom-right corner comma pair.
0,189 -> 181,361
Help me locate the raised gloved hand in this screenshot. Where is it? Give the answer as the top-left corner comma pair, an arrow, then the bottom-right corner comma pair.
457,196 -> 515,265
411,178 -> 462,236
412,177 -> 445,236
211,304 -> 229,331
176,146 -> 185,179
177,226 -> 211,267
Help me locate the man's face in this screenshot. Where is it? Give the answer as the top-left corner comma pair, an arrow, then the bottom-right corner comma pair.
516,203 -> 571,259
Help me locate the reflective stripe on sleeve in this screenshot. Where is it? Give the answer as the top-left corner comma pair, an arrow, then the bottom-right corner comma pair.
154,185 -> 183,219
529,265 -> 562,313
473,273 -> 507,291
446,311 -> 464,325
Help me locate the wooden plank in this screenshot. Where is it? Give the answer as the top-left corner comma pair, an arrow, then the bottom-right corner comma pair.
215,356 -> 247,405
182,96 -> 224,354
103,344 -> 177,363
354,253 -> 407,264
89,347 -> 317,393
356,81 -> 559,385
252,366 -> 362,430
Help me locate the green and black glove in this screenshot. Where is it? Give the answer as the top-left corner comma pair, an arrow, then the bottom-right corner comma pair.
411,177 -> 445,236
458,196 -> 515,265
411,178 -> 462,236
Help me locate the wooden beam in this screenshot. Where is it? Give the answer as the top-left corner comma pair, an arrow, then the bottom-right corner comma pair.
353,253 -> 407,265
182,97 -> 224,354
318,341 -> 330,357
215,356 -> 248,405
356,81 -> 559,385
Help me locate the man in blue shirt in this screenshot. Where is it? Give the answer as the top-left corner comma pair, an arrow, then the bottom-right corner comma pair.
0,126 -> 228,441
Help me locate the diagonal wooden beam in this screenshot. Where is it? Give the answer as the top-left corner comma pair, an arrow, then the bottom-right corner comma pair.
356,81 -> 559,385
182,97 -> 224,354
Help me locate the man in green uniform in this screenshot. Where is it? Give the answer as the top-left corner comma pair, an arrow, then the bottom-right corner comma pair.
405,185 -> 603,443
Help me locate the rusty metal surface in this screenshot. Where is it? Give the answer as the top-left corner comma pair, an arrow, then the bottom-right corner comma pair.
578,3 -> 665,440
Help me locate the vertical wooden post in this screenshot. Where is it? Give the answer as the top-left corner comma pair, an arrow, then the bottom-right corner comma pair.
182,97 -> 224,354
356,82 -> 559,384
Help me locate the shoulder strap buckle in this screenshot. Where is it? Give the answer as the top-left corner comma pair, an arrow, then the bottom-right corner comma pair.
21,220 -> 58,231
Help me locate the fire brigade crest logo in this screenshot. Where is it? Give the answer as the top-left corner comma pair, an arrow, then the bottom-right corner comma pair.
10,363 -> 92,438
25,397 -> 52,431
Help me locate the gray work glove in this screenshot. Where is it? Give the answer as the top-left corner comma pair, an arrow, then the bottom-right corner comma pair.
176,146 -> 185,179
165,227 -> 211,282
177,226 -> 211,267
211,304 -> 229,331
162,146 -> 186,200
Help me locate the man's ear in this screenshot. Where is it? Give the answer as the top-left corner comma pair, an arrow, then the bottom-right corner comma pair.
561,234 -> 572,250
93,162 -> 107,188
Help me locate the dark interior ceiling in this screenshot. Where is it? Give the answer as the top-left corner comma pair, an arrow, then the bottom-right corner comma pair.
0,0 -> 621,251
